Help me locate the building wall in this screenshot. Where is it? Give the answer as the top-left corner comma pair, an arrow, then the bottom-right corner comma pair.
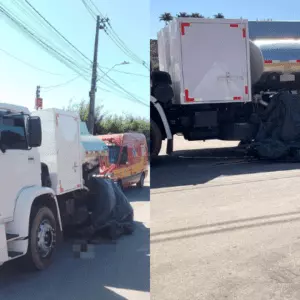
249,21 -> 300,39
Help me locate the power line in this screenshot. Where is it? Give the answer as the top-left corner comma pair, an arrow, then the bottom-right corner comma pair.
0,47 -> 64,75
9,1 -> 91,73
16,2 -> 92,74
96,67 -> 148,105
19,0 -> 147,103
99,66 -> 148,77
105,23 -> 148,66
97,68 -> 148,106
0,1 -> 148,106
81,0 -> 96,19
0,5 -> 89,74
81,0 -> 149,68
24,0 -> 92,64
97,85 -> 148,107
0,3 -> 90,79
41,75 -> 80,92
105,29 -> 148,66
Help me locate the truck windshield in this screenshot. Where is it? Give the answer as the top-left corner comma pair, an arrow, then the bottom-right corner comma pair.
0,113 -> 27,150
108,145 -> 120,164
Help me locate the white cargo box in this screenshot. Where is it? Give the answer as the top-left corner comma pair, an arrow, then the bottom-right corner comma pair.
32,109 -> 83,195
158,18 -> 252,105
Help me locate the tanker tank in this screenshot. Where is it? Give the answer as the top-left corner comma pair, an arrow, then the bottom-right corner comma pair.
249,40 -> 265,84
252,40 -> 300,92
253,39 -> 300,73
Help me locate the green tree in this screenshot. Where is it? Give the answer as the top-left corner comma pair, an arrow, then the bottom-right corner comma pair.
190,13 -> 205,18
66,99 -> 105,124
159,12 -> 173,25
66,100 -> 150,137
177,12 -> 190,17
65,99 -> 106,133
100,114 -> 150,138
214,13 -> 225,18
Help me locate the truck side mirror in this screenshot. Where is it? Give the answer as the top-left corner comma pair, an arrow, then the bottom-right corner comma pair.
27,116 -> 42,147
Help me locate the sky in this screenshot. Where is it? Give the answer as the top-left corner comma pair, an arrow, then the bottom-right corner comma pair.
0,0 -> 149,118
2,0 -> 300,120
151,0 -> 300,38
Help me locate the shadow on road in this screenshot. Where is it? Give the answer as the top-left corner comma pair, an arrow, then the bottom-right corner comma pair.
151,147 -> 300,189
124,186 -> 150,202
0,220 -> 149,300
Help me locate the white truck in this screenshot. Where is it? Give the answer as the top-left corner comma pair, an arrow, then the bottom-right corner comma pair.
0,105 -> 103,270
150,18 -> 295,157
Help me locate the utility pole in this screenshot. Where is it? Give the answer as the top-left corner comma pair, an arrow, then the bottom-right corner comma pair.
36,85 -> 40,99
87,16 -> 109,134
35,85 -> 43,110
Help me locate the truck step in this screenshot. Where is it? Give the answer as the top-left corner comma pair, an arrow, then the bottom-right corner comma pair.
8,251 -> 23,258
6,233 -> 19,241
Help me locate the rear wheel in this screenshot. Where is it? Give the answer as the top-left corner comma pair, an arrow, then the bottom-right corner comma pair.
21,206 -> 57,271
151,119 -> 162,157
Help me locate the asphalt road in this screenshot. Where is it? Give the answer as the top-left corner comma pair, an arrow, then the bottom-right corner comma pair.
151,137 -> 300,300
0,177 -> 150,300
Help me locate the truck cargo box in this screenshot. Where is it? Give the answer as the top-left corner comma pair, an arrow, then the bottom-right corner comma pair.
32,109 -> 83,195
158,18 -> 252,105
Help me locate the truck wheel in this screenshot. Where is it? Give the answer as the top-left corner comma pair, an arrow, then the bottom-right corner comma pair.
22,206 -> 57,271
151,119 -> 162,157
137,172 -> 145,188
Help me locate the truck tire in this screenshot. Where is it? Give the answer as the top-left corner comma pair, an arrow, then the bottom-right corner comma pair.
21,206 -> 57,271
151,119 -> 162,157
137,172 -> 145,188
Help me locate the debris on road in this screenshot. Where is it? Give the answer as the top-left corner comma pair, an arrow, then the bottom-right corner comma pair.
249,91 -> 300,161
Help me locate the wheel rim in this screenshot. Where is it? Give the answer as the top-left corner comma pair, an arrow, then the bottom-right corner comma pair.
37,220 -> 55,258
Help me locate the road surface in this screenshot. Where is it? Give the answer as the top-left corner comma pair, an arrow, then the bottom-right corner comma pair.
0,177 -> 150,300
151,136 -> 300,300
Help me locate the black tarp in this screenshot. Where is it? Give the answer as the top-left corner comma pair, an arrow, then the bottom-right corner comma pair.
249,91 -> 300,160
75,177 -> 135,241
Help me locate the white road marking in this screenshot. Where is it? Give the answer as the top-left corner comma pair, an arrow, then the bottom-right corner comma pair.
105,287 -> 150,300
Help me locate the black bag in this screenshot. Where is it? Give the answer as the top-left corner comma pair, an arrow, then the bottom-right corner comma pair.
86,177 -> 134,240
251,92 -> 300,160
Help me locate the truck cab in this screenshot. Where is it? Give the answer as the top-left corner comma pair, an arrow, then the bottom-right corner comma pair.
0,103 -> 61,270
0,106 -> 94,271
0,104 -> 42,222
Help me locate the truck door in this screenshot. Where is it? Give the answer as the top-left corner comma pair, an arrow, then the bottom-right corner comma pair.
0,115 -> 40,221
